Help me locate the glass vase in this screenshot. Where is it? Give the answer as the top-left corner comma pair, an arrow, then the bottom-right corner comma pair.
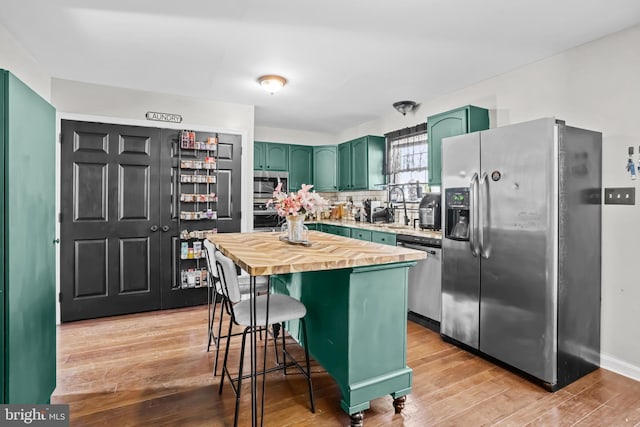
286,214 -> 307,242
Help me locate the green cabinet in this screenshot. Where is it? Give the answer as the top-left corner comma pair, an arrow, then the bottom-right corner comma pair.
427,105 -> 489,186
0,70 -> 56,403
313,145 -> 338,191
351,228 -> 372,241
338,135 -> 385,191
289,145 -> 313,192
323,224 -> 351,237
254,141 -> 289,171
338,143 -> 351,191
254,141 -> 266,170
371,230 -> 396,246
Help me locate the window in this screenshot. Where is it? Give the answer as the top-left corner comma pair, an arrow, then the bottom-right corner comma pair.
385,123 -> 428,186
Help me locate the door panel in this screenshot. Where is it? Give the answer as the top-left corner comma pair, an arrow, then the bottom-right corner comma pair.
478,118 -> 557,383
74,239 -> 107,297
61,120 -> 162,321
441,132 -> 480,348
73,162 -> 107,220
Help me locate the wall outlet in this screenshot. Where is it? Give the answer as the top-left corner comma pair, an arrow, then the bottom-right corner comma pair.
604,187 -> 636,205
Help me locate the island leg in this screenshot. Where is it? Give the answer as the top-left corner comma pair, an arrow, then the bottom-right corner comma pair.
393,395 -> 406,414
350,411 -> 364,427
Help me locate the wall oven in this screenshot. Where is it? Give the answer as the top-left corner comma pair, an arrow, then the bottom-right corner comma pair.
253,171 -> 288,199
253,202 -> 284,231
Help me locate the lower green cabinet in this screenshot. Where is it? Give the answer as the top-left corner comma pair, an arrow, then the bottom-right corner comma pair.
351,229 -> 372,241
312,223 -> 397,246
371,231 -> 396,246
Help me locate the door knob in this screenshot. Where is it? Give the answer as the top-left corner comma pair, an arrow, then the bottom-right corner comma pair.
162,225 -> 170,232
150,225 -> 159,232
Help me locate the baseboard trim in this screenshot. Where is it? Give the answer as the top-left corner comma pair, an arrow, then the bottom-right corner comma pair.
600,352 -> 640,382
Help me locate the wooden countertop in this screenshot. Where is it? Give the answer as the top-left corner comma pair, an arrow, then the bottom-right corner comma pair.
311,219 -> 443,240
207,230 -> 426,276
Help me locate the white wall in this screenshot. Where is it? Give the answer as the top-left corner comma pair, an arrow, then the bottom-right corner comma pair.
255,125 -> 334,146
0,23 -> 51,101
51,78 -> 256,233
338,23 -> 640,381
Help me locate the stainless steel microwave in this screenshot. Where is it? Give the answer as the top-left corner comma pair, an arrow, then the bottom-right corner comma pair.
253,171 -> 288,199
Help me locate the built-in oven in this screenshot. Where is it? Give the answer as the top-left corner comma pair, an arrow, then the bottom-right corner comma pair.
253,202 -> 284,231
253,171 -> 288,199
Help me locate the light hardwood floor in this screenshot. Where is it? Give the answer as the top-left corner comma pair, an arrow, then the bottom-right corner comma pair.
52,306 -> 640,426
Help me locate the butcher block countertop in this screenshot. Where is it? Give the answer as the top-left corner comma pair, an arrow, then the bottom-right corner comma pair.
207,230 -> 426,277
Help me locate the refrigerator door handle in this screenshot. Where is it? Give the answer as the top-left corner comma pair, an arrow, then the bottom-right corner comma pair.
479,172 -> 491,259
469,173 -> 479,257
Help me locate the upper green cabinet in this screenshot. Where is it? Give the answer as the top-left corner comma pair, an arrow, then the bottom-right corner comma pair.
288,145 -> 313,192
254,141 -> 288,171
254,141 -> 266,170
313,145 -> 337,191
338,143 -> 352,191
427,105 -> 489,186
338,135 -> 385,191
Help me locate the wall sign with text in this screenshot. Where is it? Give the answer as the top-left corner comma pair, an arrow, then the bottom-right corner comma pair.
145,111 -> 182,123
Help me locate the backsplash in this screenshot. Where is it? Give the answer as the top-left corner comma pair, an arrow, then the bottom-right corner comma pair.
316,190 -> 421,227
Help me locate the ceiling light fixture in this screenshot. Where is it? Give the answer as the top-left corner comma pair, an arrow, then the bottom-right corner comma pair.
258,75 -> 287,94
393,100 -> 417,116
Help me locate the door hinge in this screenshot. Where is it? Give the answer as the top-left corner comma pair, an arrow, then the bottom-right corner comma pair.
58,292 -> 63,302
59,133 -> 62,144
58,212 -> 63,223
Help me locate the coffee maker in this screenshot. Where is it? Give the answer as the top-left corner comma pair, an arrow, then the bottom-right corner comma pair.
418,193 -> 441,230
444,188 -> 470,241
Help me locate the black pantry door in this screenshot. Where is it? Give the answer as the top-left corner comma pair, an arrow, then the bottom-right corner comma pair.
60,121 -> 165,322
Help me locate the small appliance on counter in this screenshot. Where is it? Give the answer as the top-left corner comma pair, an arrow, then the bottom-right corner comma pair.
362,199 -> 383,223
371,207 -> 395,223
418,192 -> 441,230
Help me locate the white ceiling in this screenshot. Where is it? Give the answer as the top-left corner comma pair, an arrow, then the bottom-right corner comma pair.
1,0 -> 640,134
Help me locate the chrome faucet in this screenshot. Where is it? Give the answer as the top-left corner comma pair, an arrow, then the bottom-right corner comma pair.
389,186 -> 409,226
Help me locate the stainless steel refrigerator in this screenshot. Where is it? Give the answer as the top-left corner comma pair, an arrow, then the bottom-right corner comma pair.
441,117 -> 601,390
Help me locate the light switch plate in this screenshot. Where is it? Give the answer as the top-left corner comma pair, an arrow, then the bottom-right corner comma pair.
604,187 -> 636,205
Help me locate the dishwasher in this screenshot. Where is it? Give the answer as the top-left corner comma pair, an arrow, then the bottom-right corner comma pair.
396,233 -> 442,331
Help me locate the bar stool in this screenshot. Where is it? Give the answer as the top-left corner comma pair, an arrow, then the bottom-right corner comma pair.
203,239 -> 268,375
214,249 -> 315,426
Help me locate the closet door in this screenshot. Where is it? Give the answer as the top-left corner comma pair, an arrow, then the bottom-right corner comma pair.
60,120 -> 162,321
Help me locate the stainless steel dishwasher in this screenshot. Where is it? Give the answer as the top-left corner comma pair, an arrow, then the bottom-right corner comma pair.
397,234 -> 442,330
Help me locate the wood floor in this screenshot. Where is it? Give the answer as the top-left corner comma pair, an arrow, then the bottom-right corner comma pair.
52,306 -> 640,426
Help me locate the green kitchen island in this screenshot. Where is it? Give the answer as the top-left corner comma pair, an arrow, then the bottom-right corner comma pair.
208,230 -> 425,426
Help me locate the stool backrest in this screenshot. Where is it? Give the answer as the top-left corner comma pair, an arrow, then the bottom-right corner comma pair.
214,250 -> 242,304
203,239 -> 221,294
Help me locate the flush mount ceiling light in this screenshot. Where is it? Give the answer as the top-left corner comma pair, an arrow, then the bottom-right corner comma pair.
393,100 -> 417,116
258,75 -> 287,94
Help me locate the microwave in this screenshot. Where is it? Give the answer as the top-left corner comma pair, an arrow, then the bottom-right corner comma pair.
253,171 -> 288,199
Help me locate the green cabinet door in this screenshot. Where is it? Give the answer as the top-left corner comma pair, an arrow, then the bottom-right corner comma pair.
254,141 -> 266,170
1,70 -> 56,404
289,145 -> 313,192
338,143 -> 352,191
265,143 -> 288,171
351,136 -> 385,190
313,145 -> 337,191
350,137 -> 368,190
254,141 -> 289,171
351,228 -> 372,241
371,230 -> 396,246
427,105 -> 489,186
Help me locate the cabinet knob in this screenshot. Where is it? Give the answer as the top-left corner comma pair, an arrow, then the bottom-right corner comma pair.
53,238 -> 60,244
150,225 -> 159,232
